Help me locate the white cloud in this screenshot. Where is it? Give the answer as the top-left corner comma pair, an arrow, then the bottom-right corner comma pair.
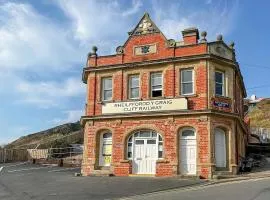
15,77 -> 85,108
151,0 -> 239,40
122,0 -> 143,17
51,109 -> 84,125
0,2 -> 84,71
56,0 -> 128,43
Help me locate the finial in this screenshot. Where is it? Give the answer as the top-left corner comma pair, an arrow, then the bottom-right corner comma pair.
92,46 -> 98,55
200,31 -> 207,43
229,41 -> 235,49
217,34 -> 223,41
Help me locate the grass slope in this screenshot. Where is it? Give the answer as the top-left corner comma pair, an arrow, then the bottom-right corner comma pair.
248,98 -> 270,128
6,122 -> 83,149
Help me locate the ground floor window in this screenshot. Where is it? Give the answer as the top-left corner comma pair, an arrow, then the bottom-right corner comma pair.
99,132 -> 112,167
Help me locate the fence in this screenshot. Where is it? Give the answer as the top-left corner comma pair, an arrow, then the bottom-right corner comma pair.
0,146 -> 83,164
251,127 -> 270,143
0,149 -> 28,163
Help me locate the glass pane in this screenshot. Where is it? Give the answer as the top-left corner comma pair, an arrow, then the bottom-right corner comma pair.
130,76 -> 139,87
182,83 -> 193,94
158,145 -> 163,151
152,132 -> 157,137
147,140 -> 156,144
158,151 -> 163,158
103,78 -> 112,90
128,137 -> 132,142
135,140 -> 144,144
102,144 -> 112,155
103,133 -> 112,139
128,146 -> 132,152
128,142 -> 132,146
104,90 -> 112,100
152,85 -> 162,91
152,90 -> 162,97
151,73 -> 162,86
130,88 -> 139,98
128,152 -> 132,158
215,72 -> 223,83
182,70 -> 193,82
215,84 -> 223,96
182,130 -> 195,137
159,135 -> 162,141
134,132 -> 139,137
140,131 -> 151,137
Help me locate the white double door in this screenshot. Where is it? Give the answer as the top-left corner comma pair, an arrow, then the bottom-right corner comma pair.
133,139 -> 158,174
180,139 -> 197,175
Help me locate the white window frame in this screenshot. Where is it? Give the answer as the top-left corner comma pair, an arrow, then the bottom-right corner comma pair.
215,71 -> 225,96
102,77 -> 112,101
181,69 -> 194,95
150,72 -> 163,98
128,74 -> 140,99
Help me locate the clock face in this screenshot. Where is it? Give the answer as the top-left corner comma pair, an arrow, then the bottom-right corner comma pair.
141,46 -> 150,54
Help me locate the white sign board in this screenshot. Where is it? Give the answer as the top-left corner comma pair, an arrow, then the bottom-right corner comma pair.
102,98 -> 187,114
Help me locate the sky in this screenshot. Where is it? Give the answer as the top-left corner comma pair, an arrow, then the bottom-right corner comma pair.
0,0 -> 270,145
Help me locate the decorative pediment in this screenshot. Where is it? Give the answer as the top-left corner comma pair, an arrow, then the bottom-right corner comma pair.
128,13 -> 161,36
209,42 -> 233,60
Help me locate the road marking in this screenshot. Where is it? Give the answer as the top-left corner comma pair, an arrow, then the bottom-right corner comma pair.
48,167 -> 80,172
7,166 -> 53,173
0,167 -> 3,172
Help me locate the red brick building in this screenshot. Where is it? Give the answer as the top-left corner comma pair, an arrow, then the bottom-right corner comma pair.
81,13 -> 248,178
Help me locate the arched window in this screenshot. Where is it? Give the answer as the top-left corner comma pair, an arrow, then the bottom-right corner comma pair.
127,130 -> 163,159
99,132 -> 112,166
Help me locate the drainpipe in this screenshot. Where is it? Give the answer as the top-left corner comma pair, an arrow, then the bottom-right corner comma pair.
93,72 -> 96,116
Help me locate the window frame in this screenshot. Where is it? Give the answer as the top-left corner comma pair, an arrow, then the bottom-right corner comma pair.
215,71 -> 225,97
180,68 -> 194,95
128,74 -> 140,99
150,72 -> 163,98
101,77 -> 113,101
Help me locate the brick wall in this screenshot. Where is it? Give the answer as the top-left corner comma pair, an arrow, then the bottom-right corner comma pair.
83,116 -> 211,178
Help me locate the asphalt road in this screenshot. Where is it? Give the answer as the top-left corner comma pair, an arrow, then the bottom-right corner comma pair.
0,162 -> 203,200
123,177 -> 270,200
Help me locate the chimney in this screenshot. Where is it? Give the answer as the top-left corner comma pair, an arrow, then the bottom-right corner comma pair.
182,27 -> 199,45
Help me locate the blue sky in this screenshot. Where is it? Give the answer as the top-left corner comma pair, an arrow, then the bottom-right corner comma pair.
0,0 -> 270,145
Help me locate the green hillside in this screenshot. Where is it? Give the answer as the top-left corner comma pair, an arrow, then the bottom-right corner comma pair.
6,122 -> 83,149
248,98 -> 270,128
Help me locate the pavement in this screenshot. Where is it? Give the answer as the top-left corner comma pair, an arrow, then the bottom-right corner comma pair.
121,176 -> 270,200
2,160 -> 270,200
0,162 -> 204,200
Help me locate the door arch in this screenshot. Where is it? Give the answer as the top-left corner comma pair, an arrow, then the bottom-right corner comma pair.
179,128 -> 197,175
127,130 -> 163,174
99,132 -> 112,167
215,128 -> 227,168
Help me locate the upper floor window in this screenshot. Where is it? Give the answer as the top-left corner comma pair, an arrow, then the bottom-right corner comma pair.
150,72 -> 162,97
181,69 -> 194,95
129,75 -> 140,99
102,77 -> 112,101
215,71 -> 225,96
